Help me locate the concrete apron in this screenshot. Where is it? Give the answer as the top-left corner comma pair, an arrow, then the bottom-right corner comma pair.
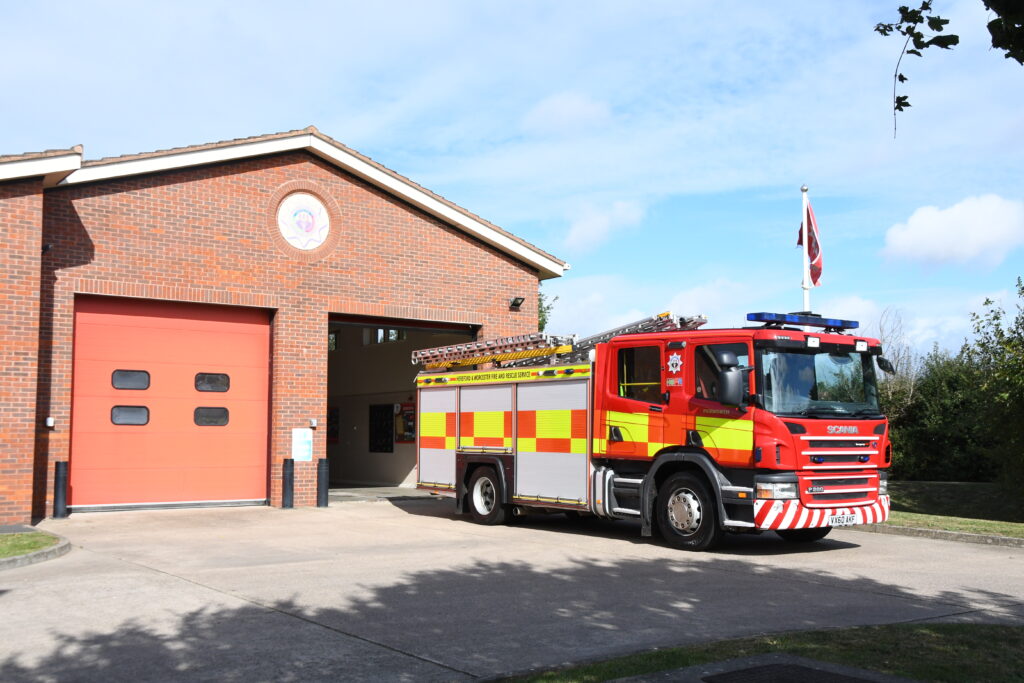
0,500 -> 1021,681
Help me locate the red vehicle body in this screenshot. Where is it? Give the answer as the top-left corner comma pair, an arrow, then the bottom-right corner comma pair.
414,312 -> 890,550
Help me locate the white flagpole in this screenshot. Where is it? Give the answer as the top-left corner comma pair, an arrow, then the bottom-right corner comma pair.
800,184 -> 811,313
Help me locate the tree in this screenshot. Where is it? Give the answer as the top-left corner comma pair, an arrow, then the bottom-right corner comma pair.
875,1 -> 1023,136
875,308 -> 921,429
965,277 -> 1024,488
538,286 -> 557,332
874,1 -> 959,136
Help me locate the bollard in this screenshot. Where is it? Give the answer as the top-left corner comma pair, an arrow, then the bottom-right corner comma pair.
317,458 -> 329,507
282,459 -> 294,508
53,461 -> 69,518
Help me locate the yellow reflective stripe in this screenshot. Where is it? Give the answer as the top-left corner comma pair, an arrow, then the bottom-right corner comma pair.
695,416 -> 754,450
593,437 -> 607,454
517,437 -> 537,452
607,411 -> 649,443
570,438 -> 587,454
445,437 -> 456,450
419,363 -> 590,385
607,411 -> 650,427
647,442 -> 668,457
420,412 -> 448,437
469,411 -> 507,438
695,416 -> 754,432
536,410 -> 572,439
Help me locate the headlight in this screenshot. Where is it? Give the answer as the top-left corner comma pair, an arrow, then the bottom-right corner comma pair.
755,482 -> 798,499
878,477 -> 888,495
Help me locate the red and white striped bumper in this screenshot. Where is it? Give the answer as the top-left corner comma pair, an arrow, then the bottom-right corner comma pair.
753,495 -> 890,530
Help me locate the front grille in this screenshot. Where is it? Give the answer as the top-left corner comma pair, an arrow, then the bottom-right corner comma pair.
809,454 -> 862,463
811,477 -> 869,487
812,492 -> 871,503
807,440 -> 872,448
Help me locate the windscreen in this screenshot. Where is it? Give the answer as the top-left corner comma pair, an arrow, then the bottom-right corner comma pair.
758,348 -> 880,417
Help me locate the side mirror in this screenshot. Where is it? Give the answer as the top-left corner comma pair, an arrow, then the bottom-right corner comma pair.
718,367 -> 745,408
715,349 -> 739,369
876,357 -> 896,375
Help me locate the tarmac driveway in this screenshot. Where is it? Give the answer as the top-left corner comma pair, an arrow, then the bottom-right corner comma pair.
2,499 -> 1022,681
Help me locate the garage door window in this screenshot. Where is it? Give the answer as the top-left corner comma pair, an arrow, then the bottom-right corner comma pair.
112,370 -> 150,390
194,407 -> 229,426
195,373 -> 230,392
111,406 -> 149,425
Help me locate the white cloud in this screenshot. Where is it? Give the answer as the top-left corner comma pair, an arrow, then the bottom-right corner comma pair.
666,279 -> 752,329
882,194 -> 1024,266
521,92 -> 611,137
543,275 -> 756,339
815,295 -> 883,334
563,201 -> 644,251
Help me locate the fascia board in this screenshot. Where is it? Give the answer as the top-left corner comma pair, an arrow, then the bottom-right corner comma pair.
54,132 -> 566,279
307,137 -> 565,279
0,153 -> 81,184
61,135 -> 314,186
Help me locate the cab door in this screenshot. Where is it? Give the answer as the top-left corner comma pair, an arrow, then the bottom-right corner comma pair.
596,341 -> 666,459
688,340 -> 755,467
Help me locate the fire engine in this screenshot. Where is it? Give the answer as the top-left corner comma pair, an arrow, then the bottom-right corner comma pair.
411,311 -> 891,550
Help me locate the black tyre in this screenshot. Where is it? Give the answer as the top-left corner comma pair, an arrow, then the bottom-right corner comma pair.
468,467 -> 508,525
775,527 -> 831,543
656,472 -> 723,551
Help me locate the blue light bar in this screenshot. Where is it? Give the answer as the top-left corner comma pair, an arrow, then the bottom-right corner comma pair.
747,312 -> 859,330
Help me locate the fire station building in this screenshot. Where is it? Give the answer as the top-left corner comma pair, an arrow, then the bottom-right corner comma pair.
0,127 -> 565,525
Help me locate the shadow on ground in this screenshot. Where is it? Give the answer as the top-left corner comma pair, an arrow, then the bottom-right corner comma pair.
2,538 -> 1017,682
389,498 -> 862,556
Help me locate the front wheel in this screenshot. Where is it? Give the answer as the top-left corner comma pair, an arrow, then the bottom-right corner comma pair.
468,467 -> 508,525
656,472 -> 723,551
775,527 -> 831,543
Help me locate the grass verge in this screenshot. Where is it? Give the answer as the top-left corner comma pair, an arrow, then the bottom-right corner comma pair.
0,532 -> 59,559
506,624 -> 1024,683
888,481 -> 1024,522
886,481 -> 1024,538
887,510 -> 1024,539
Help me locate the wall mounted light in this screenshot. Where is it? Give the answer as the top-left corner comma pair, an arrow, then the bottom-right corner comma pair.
509,296 -> 525,310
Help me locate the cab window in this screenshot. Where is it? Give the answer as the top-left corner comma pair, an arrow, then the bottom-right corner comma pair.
694,343 -> 750,401
618,346 -> 662,403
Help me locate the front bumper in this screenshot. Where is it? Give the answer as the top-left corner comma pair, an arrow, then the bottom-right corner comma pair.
753,495 -> 890,530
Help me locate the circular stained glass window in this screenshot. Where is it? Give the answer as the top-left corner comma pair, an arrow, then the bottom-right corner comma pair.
277,192 -> 330,251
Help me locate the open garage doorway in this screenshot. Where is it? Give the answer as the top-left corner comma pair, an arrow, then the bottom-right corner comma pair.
326,316 -> 474,488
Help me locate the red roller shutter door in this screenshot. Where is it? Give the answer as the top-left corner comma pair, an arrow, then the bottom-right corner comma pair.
70,297 -> 271,508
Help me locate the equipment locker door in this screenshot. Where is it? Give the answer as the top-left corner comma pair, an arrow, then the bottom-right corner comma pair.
515,379 -> 589,504
597,341 -> 667,458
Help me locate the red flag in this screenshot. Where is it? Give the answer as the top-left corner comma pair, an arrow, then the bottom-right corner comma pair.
797,201 -> 822,286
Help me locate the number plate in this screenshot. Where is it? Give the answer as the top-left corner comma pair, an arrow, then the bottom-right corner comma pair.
828,514 -> 858,527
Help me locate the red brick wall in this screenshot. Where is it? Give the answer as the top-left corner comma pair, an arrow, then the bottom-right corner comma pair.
33,151 -> 540,513
0,179 -> 43,524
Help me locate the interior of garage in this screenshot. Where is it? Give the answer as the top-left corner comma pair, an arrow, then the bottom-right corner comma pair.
326,319 -> 473,487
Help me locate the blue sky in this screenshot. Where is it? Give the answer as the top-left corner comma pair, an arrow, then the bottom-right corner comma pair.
3,1 -> 1022,350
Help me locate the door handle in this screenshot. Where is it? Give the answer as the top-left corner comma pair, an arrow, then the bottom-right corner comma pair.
649,405 -> 663,413
609,426 -> 624,442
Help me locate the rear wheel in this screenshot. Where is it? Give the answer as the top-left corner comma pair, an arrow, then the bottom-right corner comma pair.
776,527 -> 831,543
656,472 -> 723,551
468,467 -> 508,525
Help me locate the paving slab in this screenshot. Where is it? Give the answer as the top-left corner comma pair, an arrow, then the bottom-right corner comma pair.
0,500 -> 1019,681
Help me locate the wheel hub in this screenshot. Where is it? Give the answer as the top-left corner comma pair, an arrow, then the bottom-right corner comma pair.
474,478 -> 495,514
667,489 -> 701,533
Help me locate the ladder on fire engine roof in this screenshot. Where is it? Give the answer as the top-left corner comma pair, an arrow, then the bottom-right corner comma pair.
410,311 -> 708,370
